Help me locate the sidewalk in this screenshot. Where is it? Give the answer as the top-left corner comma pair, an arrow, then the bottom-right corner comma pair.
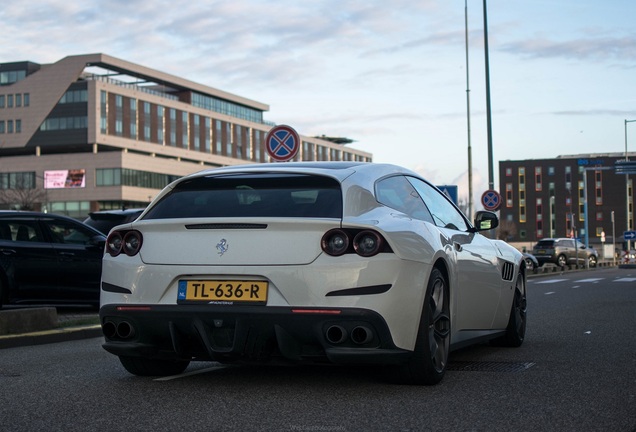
0,307 -> 102,349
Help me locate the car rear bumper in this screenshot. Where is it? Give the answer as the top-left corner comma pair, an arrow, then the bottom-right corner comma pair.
99,304 -> 411,366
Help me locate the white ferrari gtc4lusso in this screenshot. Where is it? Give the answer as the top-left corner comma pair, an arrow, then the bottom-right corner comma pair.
100,162 -> 526,385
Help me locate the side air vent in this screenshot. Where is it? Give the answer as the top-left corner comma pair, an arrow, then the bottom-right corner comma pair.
501,262 -> 515,281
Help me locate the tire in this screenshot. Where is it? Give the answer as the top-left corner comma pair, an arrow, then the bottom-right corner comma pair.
588,255 -> 597,267
557,254 -> 567,267
391,267 -> 450,385
119,356 -> 190,376
524,258 -> 535,270
492,273 -> 526,347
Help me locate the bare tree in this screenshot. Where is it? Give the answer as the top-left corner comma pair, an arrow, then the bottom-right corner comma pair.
497,219 -> 517,241
0,175 -> 46,211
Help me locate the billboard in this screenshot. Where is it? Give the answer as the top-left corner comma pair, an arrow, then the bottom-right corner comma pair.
44,169 -> 86,189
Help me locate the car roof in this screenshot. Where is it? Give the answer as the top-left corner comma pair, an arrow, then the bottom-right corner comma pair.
184,161 -> 419,183
0,210 -> 105,235
87,208 -> 145,217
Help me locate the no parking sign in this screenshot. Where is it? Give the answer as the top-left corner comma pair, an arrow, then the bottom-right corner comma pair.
481,189 -> 501,211
265,125 -> 300,162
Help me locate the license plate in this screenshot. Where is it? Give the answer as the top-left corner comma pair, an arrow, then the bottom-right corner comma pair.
177,280 -> 268,304
536,250 -> 546,255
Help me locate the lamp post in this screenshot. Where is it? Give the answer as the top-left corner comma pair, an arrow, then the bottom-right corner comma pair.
625,119 -> 636,250
549,195 -> 555,237
612,210 -> 616,266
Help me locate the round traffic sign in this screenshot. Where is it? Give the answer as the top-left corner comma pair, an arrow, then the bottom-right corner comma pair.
481,189 -> 501,211
265,125 -> 300,162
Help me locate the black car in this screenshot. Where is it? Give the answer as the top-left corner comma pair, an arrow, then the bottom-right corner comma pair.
0,211 -> 106,308
83,208 -> 145,235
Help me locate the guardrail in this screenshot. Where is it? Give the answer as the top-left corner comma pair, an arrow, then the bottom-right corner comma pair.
527,260 -> 617,277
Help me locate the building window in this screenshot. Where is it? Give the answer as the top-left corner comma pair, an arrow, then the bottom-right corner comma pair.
15,119 -> 21,133
182,112 -> 189,149
157,106 -> 164,145
505,167 -> 512,176
253,129 -> 262,161
23,93 -> 29,107
193,114 -> 200,151
595,170 -> 602,205
115,95 -> 123,136
15,94 -> 21,107
535,167 -> 542,191
7,94 -> 13,108
204,117 -> 211,153
225,123 -> 232,156
0,172 -> 36,190
0,120 -> 4,133
215,120 -> 222,154
100,91 -> 107,134
169,109 -> 176,147
0,95 -> 4,108
130,98 -> 137,139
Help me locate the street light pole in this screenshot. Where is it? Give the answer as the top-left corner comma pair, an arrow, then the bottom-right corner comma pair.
483,0 -> 494,190
625,119 -> 636,250
464,0 -> 473,220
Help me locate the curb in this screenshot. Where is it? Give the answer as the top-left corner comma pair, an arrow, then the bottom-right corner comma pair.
0,325 -> 103,350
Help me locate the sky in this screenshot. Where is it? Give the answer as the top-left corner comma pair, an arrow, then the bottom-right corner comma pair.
2,0 -> 636,209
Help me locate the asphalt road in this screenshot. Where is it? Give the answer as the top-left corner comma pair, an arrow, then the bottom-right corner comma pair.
0,267 -> 634,432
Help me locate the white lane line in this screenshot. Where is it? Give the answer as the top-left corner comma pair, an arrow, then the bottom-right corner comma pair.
534,279 -> 568,284
154,365 -> 230,381
545,291 -> 556,295
615,278 -> 636,282
574,278 -> 604,283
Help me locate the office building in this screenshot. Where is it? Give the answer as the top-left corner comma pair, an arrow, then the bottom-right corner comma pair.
0,53 -> 371,217
499,153 -> 634,253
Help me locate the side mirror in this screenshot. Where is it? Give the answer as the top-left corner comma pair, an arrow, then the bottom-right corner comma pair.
473,211 -> 499,232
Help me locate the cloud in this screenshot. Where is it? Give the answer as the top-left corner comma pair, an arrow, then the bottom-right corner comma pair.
500,35 -> 636,64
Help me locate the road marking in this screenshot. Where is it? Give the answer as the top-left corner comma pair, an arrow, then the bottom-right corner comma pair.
574,278 -> 604,283
614,277 -> 636,282
154,365 -> 229,381
535,279 -> 568,284
545,291 -> 556,295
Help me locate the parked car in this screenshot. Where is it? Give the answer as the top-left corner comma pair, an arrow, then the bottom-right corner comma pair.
522,253 -> 539,270
0,211 -> 106,308
84,208 -> 145,235
99,162 -> 527,385
532,238 -> 598,267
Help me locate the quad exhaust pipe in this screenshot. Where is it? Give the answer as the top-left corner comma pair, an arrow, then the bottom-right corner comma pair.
102,320 -> 136,340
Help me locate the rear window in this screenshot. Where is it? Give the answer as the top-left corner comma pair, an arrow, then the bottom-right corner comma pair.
535,240 -> 555,248
143,173 -> 343,219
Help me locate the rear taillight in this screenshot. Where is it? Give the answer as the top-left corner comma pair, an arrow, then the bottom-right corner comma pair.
321,228 -> 390,257
107,230 -> 143,257
353,230 -> 384,257
321,229 -> 350,256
